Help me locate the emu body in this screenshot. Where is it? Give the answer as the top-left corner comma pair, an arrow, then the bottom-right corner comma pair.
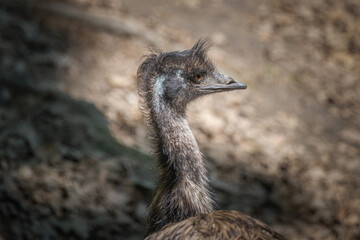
137,40 -> 285,240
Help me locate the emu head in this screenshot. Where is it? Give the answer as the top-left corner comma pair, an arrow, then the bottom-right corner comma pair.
137,39 -> 247,114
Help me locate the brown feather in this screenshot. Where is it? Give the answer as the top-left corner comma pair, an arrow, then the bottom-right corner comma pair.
146,210 -> 285,240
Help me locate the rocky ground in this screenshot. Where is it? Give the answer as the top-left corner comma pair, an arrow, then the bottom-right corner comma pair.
0,0 -> 359,239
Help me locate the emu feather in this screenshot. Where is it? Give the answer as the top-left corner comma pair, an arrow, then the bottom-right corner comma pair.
137,39 -> 285,240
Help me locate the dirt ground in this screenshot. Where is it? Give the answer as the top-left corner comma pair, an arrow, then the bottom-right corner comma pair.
0,0 -> 359,239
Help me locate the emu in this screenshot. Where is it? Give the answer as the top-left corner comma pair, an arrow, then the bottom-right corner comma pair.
137,39 -> 285,240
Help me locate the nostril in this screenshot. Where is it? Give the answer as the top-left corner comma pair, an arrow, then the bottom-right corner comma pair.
227,79 -> 236,85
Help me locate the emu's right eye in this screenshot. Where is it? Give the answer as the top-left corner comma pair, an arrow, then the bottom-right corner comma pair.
195,74 -> 203,82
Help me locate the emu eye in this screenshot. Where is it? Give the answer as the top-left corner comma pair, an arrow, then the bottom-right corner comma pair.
195,74 -> 202,82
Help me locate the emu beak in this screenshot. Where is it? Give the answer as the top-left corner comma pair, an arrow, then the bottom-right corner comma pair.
197,72 -> 247,92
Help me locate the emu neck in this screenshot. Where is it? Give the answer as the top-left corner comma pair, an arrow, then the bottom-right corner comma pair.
147,77 -> 214,235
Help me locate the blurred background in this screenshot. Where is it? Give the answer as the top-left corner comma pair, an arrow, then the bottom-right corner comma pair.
0,0 -> 359,239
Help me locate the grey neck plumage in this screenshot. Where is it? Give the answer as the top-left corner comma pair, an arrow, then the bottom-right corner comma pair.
146,75 -> 214,235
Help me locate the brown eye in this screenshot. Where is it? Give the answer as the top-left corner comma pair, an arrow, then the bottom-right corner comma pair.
195,74 -> 202,82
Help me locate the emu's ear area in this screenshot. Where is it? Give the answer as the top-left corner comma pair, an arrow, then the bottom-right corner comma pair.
162,73 -> 187,101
